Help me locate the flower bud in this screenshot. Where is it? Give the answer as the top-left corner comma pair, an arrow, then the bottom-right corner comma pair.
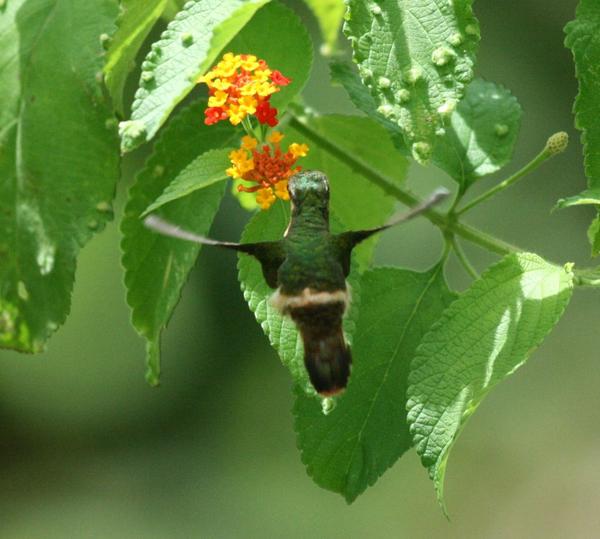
545,131 -> 569,155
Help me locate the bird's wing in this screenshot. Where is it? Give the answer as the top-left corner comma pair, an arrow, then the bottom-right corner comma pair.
144,215 -> 285,288
332,188 -> 450,277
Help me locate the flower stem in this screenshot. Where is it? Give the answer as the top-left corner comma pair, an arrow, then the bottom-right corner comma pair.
451,236 -> 479,279
241,116 -> 258,141
288,116 -> 521,256
456,132 -> 569,216
456,150 -> 549,216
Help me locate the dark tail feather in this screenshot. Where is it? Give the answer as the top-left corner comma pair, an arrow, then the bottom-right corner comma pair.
303,330 -> 352,396
289,302 -> 352,396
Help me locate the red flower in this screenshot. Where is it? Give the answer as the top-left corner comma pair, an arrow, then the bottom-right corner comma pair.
204,107 -> 227,125
256,101 -> 279,127
271,70 -> 291,86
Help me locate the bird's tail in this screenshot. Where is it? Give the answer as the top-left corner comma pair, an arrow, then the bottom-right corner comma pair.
289,301 -> 352,396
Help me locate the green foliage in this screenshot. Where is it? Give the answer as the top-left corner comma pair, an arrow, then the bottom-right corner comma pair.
1,0 -> 598,512
120,0 -> 269,152
331,64 -> 522,189
556,187 -> 600,209
143,148 -> 232,215
121,103 -> 236,384
295,265 -> 454,501
431,79 -> 522,191
343,0 -> 479,162
329,59 -> 406,152
0,0 -> 119,352
104,0 -> 169,115
563,1 -> 600,254
303,0 -> 345,52
407,253 -> 574,508
162,0 -> 186,20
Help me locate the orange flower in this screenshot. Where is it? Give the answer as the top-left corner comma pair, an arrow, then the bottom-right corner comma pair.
226,134 -> 309,210
200,53 -> 291,127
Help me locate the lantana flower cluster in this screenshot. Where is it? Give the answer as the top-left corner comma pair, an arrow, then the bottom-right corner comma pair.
227,133 -> 309,210
200,53 -> 290,127
200,52 -> 309,210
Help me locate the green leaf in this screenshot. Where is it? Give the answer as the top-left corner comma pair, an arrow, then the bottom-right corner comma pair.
143,147 -> 233,215
407,253 -> 574,509
563,1 -> 600,253
331,67 -> 522,188
104,0 -> 169,115
588,215 -> 600,257
303,0 -> 345,53
556,187 -> 600,209
162,0 -> 185,20
294,265 -> 454,502
120,0 -> 269,152
431,78 -> 522,190
564,0 -> 600,191
121,102 -> 237,384
0,0 -> 119,353
329,59 -> 406,152
223,1 -> 313,112
343,0 -> 480,162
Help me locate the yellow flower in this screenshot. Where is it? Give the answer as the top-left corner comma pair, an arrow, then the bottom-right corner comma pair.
237,158 -> 254,174
241,136 -> 258,150
211,78 -> 231,91
208,90 -> 228,107
239,95 -> 257,114
268,131 -> 284,144
227,104 -> 245,125
240,54 -> 259,71
256,187 -> 276,210
226,166 -> 240,179
229,148 -> 249,163
255,81 -> 277,97
274,180 -> 289,200
239,81 -> 258,96
253,68 -> 272,82
215,53 -> 241,77
289,143 -> 309,158
198,70 -> 217,85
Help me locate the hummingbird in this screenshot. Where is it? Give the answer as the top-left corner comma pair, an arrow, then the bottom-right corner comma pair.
145,170 -> 448,396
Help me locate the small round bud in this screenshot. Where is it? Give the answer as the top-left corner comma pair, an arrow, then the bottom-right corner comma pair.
545,131 -> 569,155
411,141 -> 432,163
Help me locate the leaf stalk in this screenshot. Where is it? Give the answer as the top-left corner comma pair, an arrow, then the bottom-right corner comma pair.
456,132 -> 569,216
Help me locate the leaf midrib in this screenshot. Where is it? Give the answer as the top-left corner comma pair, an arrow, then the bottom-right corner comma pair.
338,266 -> 443,492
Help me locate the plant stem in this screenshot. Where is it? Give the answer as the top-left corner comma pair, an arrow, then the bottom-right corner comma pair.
288,116 -> 521,256
286,119 -> 600,286
456,148 -> 551,216
451,236 -> 479,279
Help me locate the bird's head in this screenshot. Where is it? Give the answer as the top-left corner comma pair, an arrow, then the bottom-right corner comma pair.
288,170 -> 330,219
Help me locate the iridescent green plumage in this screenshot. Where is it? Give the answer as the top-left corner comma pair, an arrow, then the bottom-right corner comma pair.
144,170 -> 448,395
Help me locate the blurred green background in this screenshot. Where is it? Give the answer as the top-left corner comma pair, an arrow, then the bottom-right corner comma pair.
2,1 -> 599,537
